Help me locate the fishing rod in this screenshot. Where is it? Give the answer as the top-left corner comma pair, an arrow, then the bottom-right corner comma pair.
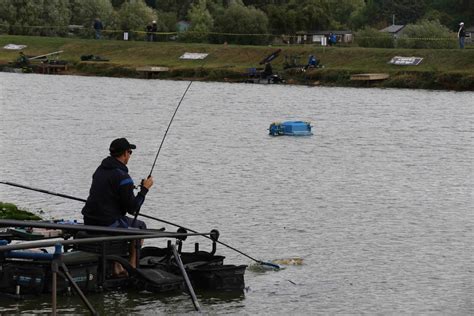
131,80 -> 193,227
148,80 -> 193,178
0,181 -> 86,203
147,56 -> 208,178
0,181 -> 280,269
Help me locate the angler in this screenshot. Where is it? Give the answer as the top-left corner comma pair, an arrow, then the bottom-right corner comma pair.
82,138 -> 153,272
81,138 -> 153,230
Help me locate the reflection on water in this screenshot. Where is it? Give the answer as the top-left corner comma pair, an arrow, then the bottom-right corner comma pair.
0,73 -> 473,314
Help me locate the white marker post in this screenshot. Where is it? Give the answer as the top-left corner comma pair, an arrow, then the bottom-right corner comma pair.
321,36 -> 327,53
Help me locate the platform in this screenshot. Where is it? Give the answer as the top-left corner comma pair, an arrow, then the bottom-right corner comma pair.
136,66 -> 170,79
350,73 -> 389,81
36,63 -> 67,74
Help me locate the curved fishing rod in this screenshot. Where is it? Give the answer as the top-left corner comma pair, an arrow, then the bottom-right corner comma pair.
133,57 -> 208,226
0,181 -> 280,269
131,80 -> 193,227
147,80 -> 193,178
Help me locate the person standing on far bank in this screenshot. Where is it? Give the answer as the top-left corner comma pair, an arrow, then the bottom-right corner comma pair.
151,20 -> 158,42
82,138 -> 153,230
93,18 -> 104,39
458,22 -> 466,49
146,22 -> 153,41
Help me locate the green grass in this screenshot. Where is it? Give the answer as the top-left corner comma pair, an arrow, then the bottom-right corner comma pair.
0,202 -> 42,220
1,35 -> 473,90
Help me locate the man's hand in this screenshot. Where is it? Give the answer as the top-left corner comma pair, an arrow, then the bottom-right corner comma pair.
142,176 -> 154,189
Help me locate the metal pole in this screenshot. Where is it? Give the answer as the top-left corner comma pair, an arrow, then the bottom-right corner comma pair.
51,261 -> 58,316
171,243 -> 201,312
0,219 -> 173,236
60,262 -> 98,315
0,232 -> 209,252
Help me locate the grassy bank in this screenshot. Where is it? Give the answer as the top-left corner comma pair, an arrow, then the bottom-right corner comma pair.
0,202 -> 42,220
1,35 -> 473,90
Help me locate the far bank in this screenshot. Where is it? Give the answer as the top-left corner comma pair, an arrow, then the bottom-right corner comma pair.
1,35 -> 473,91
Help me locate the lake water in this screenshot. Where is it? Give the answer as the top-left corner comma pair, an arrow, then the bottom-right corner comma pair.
0,73 -> 473,314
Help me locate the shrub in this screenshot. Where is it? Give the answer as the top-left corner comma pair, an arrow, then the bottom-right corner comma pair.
211,2 -> 269,45
397,20 -> 456,49
355,27 -> 394,48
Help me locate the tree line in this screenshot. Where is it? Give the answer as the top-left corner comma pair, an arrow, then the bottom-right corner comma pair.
0,0 -> 471,46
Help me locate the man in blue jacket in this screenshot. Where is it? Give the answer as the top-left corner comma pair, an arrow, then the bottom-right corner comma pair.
93,18 -> 103,39
82,138 -> 153,229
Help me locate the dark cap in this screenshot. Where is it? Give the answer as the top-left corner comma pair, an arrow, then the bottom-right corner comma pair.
109,138 -> 136,155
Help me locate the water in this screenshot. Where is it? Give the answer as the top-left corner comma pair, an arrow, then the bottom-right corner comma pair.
0,73 -> 473,314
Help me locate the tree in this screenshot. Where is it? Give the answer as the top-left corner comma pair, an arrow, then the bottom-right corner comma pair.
350,0 -> 384,30
0,0 -> 70,36
328,0 -> 364,29
42,0 -> 71,36
182,0 -> 214,42
296,0 -> 331,31
154,0 -> 193,19
69,0 -> 114,27
111,0 -> 126,8
155,11 -> 177,32
213,1 -> 269,45
265,4 -> 298,34
110,0 -> 156,39
428,0 -> 474,30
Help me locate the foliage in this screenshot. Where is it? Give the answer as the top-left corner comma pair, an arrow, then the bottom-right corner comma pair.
68,0 -> 114,38
397,19 -> 456,49
328,0 -> 365,29
153,0 -> 193,19
0,0 -> 471,47
430,0 -> 474,30
212,1 -> 269,45
110,0 -> 156,40
69,0 -> 114,27
0,202 -> 41,220
181,0 -> 214,43
0,0 -> 71,36
155,11 -> 177,32
355,27 -> 394,48
293,0 -> 330,31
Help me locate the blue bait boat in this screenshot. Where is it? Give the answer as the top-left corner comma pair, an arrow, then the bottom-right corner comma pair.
269,121 -> 313,136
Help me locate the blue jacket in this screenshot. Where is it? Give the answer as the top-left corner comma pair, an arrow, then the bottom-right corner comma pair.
94,20 -> 103,30
82,156 -> 148,226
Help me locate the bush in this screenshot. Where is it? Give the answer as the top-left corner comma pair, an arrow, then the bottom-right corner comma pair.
397,20 -> 456,49
355,27 -> 394,48
180,0 -> 213,43
211,2 -> 269,45
109,0 -> 155,41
